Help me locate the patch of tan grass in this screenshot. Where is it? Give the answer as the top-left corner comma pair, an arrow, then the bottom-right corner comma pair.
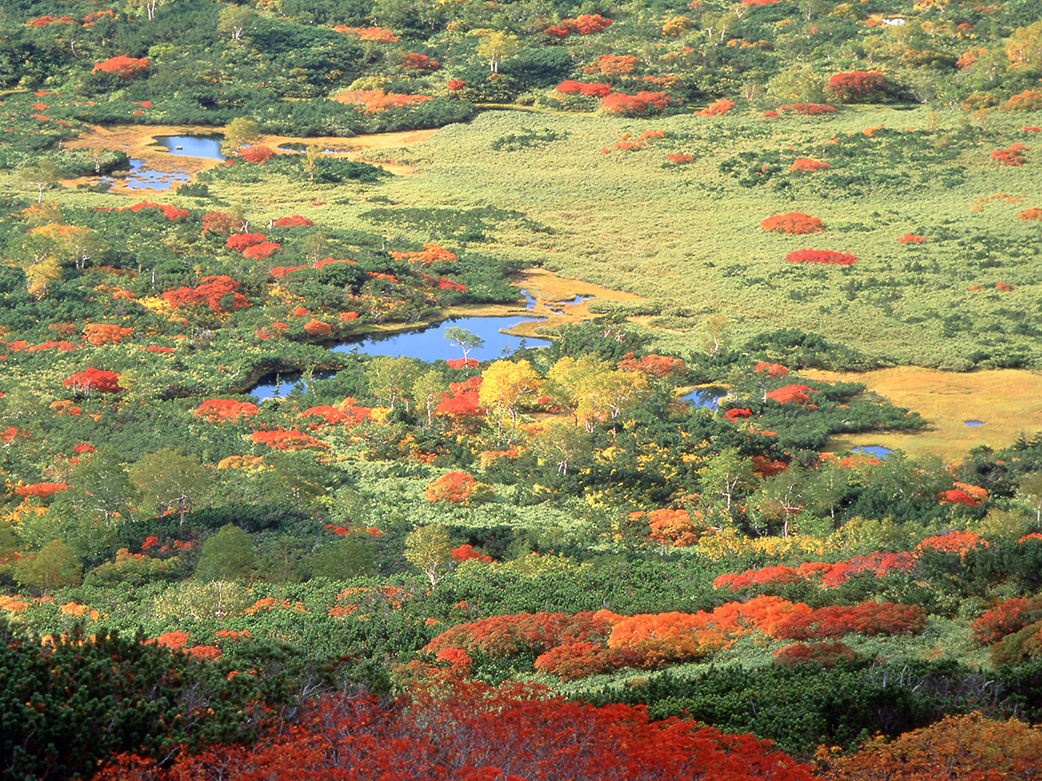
804,367 -> 1042,461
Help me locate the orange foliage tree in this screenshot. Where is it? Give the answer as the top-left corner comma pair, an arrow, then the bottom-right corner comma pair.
92,56 -> 149,78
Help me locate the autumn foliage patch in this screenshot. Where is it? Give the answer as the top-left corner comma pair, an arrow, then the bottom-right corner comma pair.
92,56 -> 149,79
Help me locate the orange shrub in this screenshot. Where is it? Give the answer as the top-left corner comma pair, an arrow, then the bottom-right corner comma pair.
698,99 -> 734,116
760,212 -> 825,234
788,158 -> 829,172
83,324 -> 133,345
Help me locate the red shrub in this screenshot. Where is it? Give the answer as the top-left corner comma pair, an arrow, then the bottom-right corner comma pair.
825,71 -> 887,102
425,472 -> 486,505
698,99 -> 734,117
193,399 -> 258,422
766,384 -> 816,404
774,641 -> 856,668
272,215 -> 315,227
401,53 -> 439,71
451,544 -> 494,563
972,598 -> 1042,646
163,276 -> 248,313
226,233 -> 267,251
242,241 -> 282,259
755,361 -> 788,378
251,427 -> 328,450
600,91 -> 671,116
898,233 -> 926,244
63,368 -> 122,394
237,145 -> 275,163
991,144 -> 1028,166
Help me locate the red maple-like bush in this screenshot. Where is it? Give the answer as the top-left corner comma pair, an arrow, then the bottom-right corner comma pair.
785,249 -> 857,265
425,471 -> 487,505
898,233 -> 926,243
760,213 -> 825,234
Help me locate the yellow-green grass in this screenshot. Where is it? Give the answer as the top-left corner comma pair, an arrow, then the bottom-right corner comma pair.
804,366 -> 1042,462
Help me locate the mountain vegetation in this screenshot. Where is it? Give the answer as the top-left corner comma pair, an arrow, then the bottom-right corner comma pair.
2,0 -> 1042,779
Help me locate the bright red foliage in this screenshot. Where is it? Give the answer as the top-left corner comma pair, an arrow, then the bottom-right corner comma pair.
555,81 -> 613,97
225,233 -> 267,251
774,641 -> 856,668
898,233 -> 926,243
755,362 -> 789,378
83,324 -> 133,345
242,241 -> 282,259
724,408 -> 753,420
451,544 -> 494,563
15,482 -> 69,498
618,352 -> 687,378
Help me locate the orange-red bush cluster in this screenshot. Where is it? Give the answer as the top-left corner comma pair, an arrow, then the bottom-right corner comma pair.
63,368 -> 122,394
698,99 -> 735,116
825,71 -> 887,101
162,275 -> 249,314
789,158 -> 829,172
555,80 -> 613,97
425,471 -> 483,505
544,14 -> 613,37
83,324 -> 133,345
92,56 -> 149,79
193,399 -> 259,422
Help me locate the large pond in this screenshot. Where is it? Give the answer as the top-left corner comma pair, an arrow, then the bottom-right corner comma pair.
250,312 -> 549,400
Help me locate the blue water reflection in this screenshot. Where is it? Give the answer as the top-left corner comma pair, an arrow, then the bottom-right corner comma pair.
103,159 -> 190,191
965,420 -> 985,427
681,388 -> 724,410
157,136 -> 225,159
333,314 -> 548,361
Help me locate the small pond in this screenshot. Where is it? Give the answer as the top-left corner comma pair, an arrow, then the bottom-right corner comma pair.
157,136 -> 225,160
103,159 -> 191,191
965,420 -> 985,427
853,445 -> 893,460
681,388 -> 725,411
250,311 -> 549,400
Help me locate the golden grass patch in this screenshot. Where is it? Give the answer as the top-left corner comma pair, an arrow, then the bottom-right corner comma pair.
804,367 -> 1042,461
